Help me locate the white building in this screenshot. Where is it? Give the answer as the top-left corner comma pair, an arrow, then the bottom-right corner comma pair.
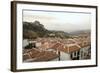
79,46 -> 91,59
60,52 -> 71,60
23,39 -> 29,48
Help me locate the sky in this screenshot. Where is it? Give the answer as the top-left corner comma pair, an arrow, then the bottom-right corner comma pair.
23,10 -> 91,32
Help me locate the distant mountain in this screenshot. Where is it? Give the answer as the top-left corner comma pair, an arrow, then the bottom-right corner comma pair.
23,21 -> 70,39
69,30 -> 91,35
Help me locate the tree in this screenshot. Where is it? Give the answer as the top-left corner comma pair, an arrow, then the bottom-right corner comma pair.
23,30 -> 38,39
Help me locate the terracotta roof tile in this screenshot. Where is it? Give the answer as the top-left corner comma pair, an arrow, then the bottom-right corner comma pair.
68,45 -> 80,53
23,49 -> 58,62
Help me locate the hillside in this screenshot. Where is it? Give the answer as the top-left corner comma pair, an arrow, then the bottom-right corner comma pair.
23,21 -> 70,39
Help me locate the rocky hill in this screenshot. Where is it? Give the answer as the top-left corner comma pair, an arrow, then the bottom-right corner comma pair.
23,21 -> 70,39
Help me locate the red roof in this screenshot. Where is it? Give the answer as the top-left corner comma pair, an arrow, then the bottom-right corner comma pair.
23,49 -> 58,62
68,45 -> 80,53
50,42 -> 81,53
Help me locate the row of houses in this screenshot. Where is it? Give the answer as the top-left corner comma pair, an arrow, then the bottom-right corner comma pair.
23,35 -> 91,62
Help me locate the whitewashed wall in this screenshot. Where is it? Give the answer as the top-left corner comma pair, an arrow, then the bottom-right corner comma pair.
60,52 -> 71,60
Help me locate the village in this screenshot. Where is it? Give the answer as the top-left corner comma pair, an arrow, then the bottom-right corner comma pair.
23,32 -> 91,62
